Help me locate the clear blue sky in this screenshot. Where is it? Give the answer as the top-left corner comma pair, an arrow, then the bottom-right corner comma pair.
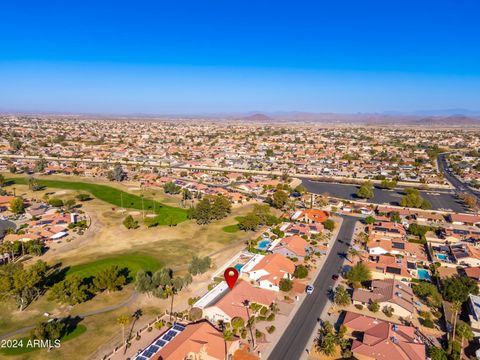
0,0 -> 479,114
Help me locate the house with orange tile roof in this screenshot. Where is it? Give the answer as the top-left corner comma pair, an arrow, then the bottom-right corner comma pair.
243,253 -> 295,291
293,208 -> 328,224
450,243 -> 480,267
364,256 -> 414,281
271,235 -> 313,260
202,280 -> 276,323
144,320 -> 240,360
342,311 -> 426,360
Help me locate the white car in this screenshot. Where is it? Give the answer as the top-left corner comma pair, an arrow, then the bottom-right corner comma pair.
306,285 -> 314,295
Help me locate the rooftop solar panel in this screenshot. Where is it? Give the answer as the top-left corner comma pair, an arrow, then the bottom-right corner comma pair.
155,339 -> 167,347
163,335 -> 173,341
167,330 -> 177,336
173,324 -> 185,331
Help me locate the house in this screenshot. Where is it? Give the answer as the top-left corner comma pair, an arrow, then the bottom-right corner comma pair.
450,243 -> 480,267
464,266 -> 480,283
368,222 -> 406,239
139,320 -> 240,360
292,208 -> 328,224
364,256 -> 415,281
448,213 -> 480,226
342,311 -> 426,360
283,223 -> 323,237
244,253 -> 295,291
271,235 -> 313,260
467,294 -> 480,336
202,280 -> 276,323
352,278 -> 414,317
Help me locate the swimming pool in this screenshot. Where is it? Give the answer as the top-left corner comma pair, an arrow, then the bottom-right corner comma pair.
417,269 -> 431,280
257,240 -> 271,250
436,254 -> 448,261
234,263 -> 243,272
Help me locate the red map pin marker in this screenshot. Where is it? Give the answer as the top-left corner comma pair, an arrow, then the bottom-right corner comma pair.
224,267 -> 239,289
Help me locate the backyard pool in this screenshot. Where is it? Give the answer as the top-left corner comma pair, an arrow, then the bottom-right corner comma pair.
417,269 -> 431,281
234,263 -> 244,272
436,254 -> 448,261
257,240 -> 271,250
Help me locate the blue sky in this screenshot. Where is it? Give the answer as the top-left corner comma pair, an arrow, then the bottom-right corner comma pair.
0,0 -> 479,114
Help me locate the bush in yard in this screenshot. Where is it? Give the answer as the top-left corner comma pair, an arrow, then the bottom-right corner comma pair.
123,215 -> 139,229
267,325 -> 276,334
383,305 -> 394,317
368,301 -> 380,313
323,219 -> 335,231
266,313 -> 275,321
354,304 -> 363,310
279,278 -> 293,292
294,265 -> 309,279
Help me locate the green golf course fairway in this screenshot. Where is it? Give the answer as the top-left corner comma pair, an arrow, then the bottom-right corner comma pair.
6,177 -> 188,225
65,254 -> 162,279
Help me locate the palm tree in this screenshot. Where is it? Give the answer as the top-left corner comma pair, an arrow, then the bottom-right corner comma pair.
451,301 -> 461,343
242,299 -> 255,349
347,248 -> 360,263
117,314 -> 131,345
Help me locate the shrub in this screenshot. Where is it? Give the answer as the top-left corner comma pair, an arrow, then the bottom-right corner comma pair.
267,325 -> 276,334
355,304 -> 363,310
266,313 -> 275,321
279,278 -> 293,292
294,265 -> 309,279
368,301 -> 380,313
255,329 -> 262,338
422,319 -> 434,328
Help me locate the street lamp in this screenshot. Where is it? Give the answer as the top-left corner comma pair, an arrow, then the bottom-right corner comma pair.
242,299 -> 255,349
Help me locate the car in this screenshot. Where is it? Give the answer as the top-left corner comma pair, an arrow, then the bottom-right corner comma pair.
306,285 -> 314,294
332,274 -> 339,280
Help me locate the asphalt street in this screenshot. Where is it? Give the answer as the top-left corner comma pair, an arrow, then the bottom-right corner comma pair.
267,216 -> 357,360
0,219 -> 15,238
437,153 -> 480,200
301,178 -> 467,213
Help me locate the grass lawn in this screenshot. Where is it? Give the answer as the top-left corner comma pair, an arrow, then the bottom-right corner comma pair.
65,254 -> 162,279
0,325 -> 87,356
5,177 -> 188,225
221,216 -> 245,233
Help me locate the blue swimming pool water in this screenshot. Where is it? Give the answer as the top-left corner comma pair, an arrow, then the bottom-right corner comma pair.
436,254 -> 448,261
417,269 -> 431,280
234,263 -> 243,271
257,240 -> 271,250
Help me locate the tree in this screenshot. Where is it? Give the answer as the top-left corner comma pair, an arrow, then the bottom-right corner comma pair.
345,262 -> 371,288
279,278 -> 293,292
380,179 -> 397,189
76,193 -> 91,202
9,197 -> 25,214
442,275 -> 479,304
315,323 -> 337,357
135,271 -> 153,294
31,320 -> 66,341
188,256 -> 212,275
48,275 -> 91,305
238,213 -> 260,231
390,212 -> 401,223
108,163 -> 127,182
412,282 -> 442,308
271,189 -> 289,209
364,216 -> 376,225
356,182 -> 374,199
123,215 -> 139,229
117,314 -> 131,344
347,248 -> 360,263
0,260 -> 48,311
48,198 -> 64,207
400,188 -> 431,209
428,347 -> 448,360
368,301 -> 380,313
455,322 -> 473,350
294,184 -> 307,194
382,305 -> 394,317
334,285 -> 351,306
34,158 -> 47,173
0,174 -> 5,187
64,198 -> 76,210
164,182 -> 181,194
323,219 -> 335,231
93,265 -> 127,293
294,265 -> 308,279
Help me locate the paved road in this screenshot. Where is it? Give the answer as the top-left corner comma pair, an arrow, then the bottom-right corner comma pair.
438,153 -> 480,200
0,219 -> 16,238
267,216 -> 357,360
301,178 -> 467,213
